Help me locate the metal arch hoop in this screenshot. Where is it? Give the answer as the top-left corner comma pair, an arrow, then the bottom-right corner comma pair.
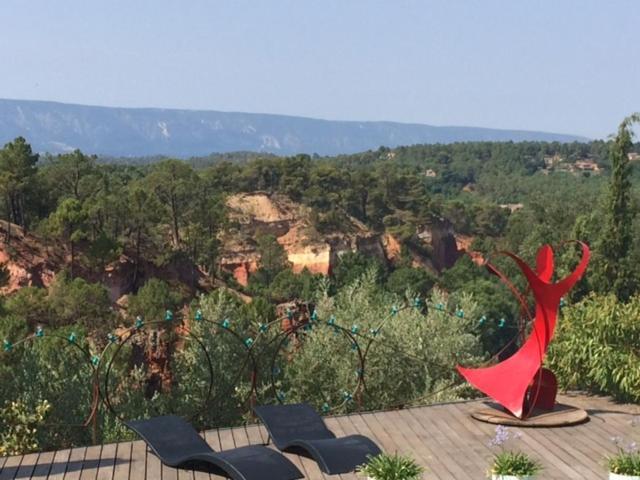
265,318 -> 366,412
1,332 -> 99,429
101,320 -> 215,423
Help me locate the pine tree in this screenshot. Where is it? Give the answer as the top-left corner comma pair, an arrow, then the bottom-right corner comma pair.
595,114 -> 640,300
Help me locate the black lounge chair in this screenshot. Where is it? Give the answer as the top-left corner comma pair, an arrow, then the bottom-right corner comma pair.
254,403 -> 382,474
126,415 -> 303,480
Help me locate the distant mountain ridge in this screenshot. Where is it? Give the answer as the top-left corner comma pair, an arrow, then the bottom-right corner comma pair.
0,98 -> 588,157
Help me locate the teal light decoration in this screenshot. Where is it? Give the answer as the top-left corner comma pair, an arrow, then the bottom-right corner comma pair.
479,315 -> 487,326
195,309 -> 203,322
244,337 -> 254,348
350,342 -> 357,351
286,308 -> 293,320
327,315 -> 336,326
369,327 -> 380,337
35,326 -> 44,338
413,297 -> 422,308
322,402 -> 330,413
68,332 -> 77,344
107,333 -> 118,344
272,366 -> 281,376
3,340 -> 12,352
391,305 -> 399,316
258,323 -> 268,333
351,325 -> 359,334
165,310 -> 174,322
498,318 -> 506,328
311,310 -> 319,322
135,316 -> 144,329
277,390 -> 286,402
436,303 -> 445,311
342,391 -> 353,402
91,355 -> 100,366
456,309 -> 465,318
222,318 -> 230,329
560,297 -> 566,308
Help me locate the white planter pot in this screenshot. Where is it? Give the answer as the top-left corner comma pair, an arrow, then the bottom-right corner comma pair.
491,476 -> 534,480
609,473 -> 640,480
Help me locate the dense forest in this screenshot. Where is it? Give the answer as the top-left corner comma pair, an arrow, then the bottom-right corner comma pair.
0,115 -> 639,454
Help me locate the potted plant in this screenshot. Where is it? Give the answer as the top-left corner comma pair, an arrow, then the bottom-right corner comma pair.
357,452 -> 424,480
488,425 -> 542,480
607,421 -> 640,480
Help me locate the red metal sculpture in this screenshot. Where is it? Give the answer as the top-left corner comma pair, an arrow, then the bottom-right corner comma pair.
457,242 -> 590,419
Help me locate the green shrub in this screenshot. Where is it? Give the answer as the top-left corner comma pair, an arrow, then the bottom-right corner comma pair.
547,293 -> 640,402
357,452 -> 424,480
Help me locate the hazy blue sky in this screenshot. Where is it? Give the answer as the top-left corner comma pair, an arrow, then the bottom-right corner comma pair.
0,0 -> 638,138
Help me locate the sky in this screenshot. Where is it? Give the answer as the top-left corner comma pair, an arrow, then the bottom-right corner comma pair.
0,0 -> 638,139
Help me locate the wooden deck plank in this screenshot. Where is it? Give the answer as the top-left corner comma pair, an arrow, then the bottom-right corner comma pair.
0,452 -> 24,480
13,451 -> 39,479
31,449 -> 56,479
125,441 -> 145,480
1,394 -> 638,480
403,406 -> 475,480
61,446 -> 86,480
79,444 -> 102,480
46,448 -> 71,480
111,442 -> 132,480
95,443 -> 117,480
144,438 -> 161,480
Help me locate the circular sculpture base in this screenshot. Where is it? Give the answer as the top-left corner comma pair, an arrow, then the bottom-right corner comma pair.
472,402 -> 589,427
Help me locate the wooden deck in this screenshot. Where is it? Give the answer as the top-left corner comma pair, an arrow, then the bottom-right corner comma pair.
1,393 -> 637,479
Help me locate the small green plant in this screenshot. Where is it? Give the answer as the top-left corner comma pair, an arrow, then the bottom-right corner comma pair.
0,399 -> 51,456
488,426 -> 541,477
357,452 -> 424,480
607,419 -> 640,475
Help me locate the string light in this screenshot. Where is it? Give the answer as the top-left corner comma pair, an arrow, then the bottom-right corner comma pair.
413,297 -> 422,308
498,318 -> 506,328
272,366 -> 281,376
258,323 -> 268,333
456,309 -> 465,318
3,340 -> 12,352
436,303 -> 445,311
165,310 -> 174,322
311,310 -> 319,322
342,391 -> 353,402
277,390 -> 286,402
479,315 -> 487,326
351,325 -> 359,334
322,403 -> 330,413
391,305 -> 399,316
35,326 -> 44,338
107,333 -> 118,344
91,355 -> 100,366
222,318 -> 230,329
135,316 -> 144,329
369,327 -> 380,337
195,310 -> 203,322
244,338 -> 254,348
327,315 -> 336,326
68,332 -> 77,344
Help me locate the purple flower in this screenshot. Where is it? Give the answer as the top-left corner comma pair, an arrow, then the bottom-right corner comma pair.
488,426 -> 525,448
624,441 -> 638,454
